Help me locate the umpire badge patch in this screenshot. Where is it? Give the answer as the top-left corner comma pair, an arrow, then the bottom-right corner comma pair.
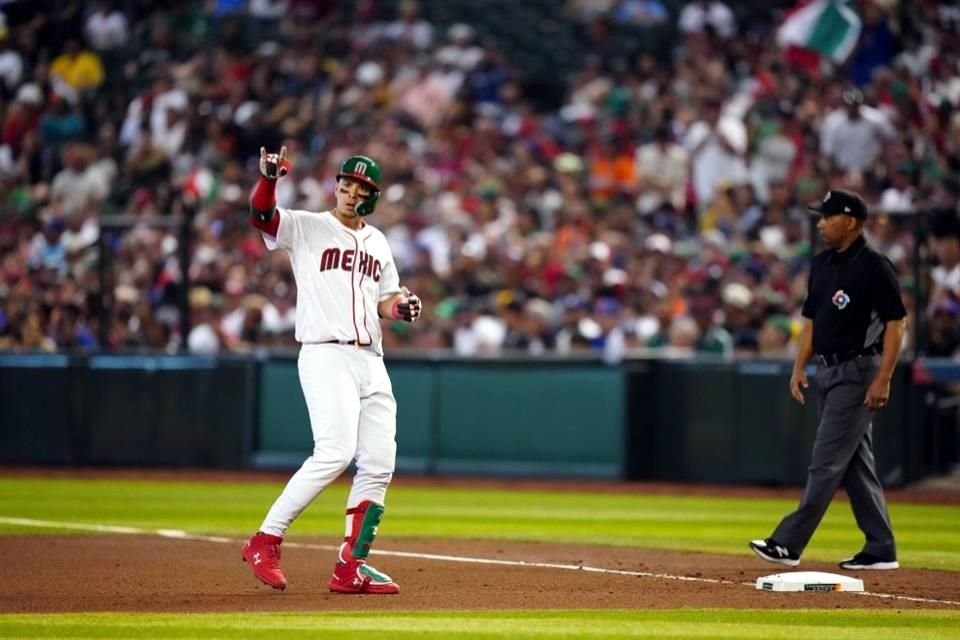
832,289 -> 851,310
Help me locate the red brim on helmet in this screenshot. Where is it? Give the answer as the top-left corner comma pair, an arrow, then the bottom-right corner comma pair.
337,172 -> 380,192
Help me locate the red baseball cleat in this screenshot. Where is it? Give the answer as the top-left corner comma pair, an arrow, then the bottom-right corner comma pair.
328,542 -> 399,594
241,532 -> 287,591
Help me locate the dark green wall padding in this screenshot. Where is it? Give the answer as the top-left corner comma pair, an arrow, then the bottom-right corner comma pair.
626,360 -> 923,486
0,354 -> 941,485
256,359 -> 624,478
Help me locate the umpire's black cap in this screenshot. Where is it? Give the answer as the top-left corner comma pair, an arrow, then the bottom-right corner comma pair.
807,189 -> 869,220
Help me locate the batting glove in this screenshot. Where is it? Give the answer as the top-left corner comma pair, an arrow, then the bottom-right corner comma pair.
393,288 -> 422,323
259,145 -> 291,180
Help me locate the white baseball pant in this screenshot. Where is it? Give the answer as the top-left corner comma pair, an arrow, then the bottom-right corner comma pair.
259,343 -> 397,537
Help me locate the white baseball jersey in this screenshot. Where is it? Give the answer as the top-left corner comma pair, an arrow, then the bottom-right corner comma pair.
261,208 -> 401,354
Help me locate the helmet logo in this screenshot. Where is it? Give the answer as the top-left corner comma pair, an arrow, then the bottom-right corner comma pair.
354,161 -> 368,175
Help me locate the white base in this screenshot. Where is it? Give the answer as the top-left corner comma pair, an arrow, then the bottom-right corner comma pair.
756,571 -> 864,592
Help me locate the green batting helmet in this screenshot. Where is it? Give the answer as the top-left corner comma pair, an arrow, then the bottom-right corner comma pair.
337,155 -> 382,216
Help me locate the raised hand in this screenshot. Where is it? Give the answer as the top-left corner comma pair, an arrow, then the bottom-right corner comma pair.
259,146 -> 290,180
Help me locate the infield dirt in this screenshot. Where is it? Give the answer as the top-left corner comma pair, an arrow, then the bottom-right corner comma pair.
3,468 -> 958,613
3,534 -> 959,613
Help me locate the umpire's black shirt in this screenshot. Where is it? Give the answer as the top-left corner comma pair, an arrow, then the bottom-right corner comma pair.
801,234 -> 907,355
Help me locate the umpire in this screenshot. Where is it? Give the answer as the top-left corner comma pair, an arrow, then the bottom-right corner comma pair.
750,188 -> 907,571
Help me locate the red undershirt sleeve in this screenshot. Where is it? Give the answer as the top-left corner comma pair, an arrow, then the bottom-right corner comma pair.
249,176 -> 279,237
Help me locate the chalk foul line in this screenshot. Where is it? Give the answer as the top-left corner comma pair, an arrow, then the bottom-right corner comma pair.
1,517 -> 957,608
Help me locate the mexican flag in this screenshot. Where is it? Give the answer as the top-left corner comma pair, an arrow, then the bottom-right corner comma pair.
777,0 -> 862,64
183,167 -> 221,205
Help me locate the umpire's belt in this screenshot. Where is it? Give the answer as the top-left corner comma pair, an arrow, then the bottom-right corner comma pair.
815,344 -> 881,367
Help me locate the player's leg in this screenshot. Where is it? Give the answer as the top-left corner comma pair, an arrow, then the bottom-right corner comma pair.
329,353 -> 398,594
770,361 -> 871,555
243,345 -> 361,590
262,344 -> 362,533
348,369 -> 397,508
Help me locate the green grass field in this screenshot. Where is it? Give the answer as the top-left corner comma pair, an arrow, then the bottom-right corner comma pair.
1,478 -> 958,569
1,476 -> 958,638
1,610 -> 958,640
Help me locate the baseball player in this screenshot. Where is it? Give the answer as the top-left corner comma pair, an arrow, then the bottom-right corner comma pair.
241,146 -> 421,594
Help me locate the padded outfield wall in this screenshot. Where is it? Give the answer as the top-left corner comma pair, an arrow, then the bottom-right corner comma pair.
0,353 -> 948,485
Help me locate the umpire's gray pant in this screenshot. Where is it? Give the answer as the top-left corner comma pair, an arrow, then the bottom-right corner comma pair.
772,355 -> 897,559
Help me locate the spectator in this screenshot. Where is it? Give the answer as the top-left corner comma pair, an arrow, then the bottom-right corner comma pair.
18,311 -> 57,353
51,143 -> 107,217
435,24 -> 484,72
39,92 -> 86,158
686,97 -> 748,213
849,1 -> 897,87
249,0 -> 288,43
722,281 -> 758,354
396,60 -> 456,129
750,102 -> 802,202
678,1 -> 736,39
924,54 -> 960,109
384,0 -> 433,50
931,222 -> 960,305
895,31 -> 936,79
125,127 -> 171,192
3,83 -> 42,155
0,1 -> 952,360
819,88 -> 894,173
27,217 -> 67,276
758,315 -> 794,355
667,315 -> 701,353
927,301 -> 960,358
85,1 -> 129,53
0,26 -> 22,91
587,137 -> 636,205
635,125 -> 689,215
49,39 -> 105,94
879,162 -> 917,214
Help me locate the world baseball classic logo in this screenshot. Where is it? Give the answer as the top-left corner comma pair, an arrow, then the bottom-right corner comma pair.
832,289 -> 850,310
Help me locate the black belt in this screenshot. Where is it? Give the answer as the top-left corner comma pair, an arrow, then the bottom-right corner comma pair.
320,339 -> 372,347
815,345 -> 881,367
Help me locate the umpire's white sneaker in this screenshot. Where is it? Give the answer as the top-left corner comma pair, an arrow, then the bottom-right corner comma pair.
749,538 -> 800,567
838,552 -> 899,571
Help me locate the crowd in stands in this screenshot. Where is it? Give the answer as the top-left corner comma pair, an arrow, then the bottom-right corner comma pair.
1,0 -> 959,360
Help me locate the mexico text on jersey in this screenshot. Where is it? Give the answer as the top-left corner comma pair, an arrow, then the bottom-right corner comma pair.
319,248 -> 383,281
260,208 -> 401,352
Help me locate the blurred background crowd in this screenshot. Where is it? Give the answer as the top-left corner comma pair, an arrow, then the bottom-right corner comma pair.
1,0 -> 960,359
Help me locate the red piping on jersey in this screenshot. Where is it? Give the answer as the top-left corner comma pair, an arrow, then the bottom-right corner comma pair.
358,232 -> 373,344
344,229 -> 362,346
